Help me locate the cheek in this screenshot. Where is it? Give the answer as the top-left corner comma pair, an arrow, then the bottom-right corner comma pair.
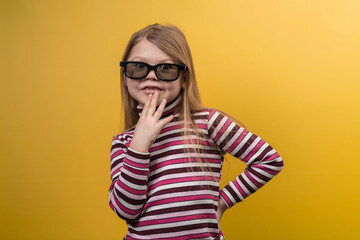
126,79 -> 139,89
166,81 -> 183,91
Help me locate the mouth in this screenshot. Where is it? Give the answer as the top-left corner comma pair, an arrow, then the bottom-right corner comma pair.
141,86 -> 163,94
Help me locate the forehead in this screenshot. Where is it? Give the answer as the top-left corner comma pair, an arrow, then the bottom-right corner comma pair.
127,39 -> 173,64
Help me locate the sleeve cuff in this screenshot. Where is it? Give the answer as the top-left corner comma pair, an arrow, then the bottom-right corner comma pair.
220,190 -> 234,208
127,147 -> 151,158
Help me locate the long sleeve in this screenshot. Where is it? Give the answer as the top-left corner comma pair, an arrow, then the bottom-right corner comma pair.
207,109 -> 284,208
108,134 -> 151,221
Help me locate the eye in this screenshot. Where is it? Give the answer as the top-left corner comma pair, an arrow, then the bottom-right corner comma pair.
135,63 -> 146,69
159,64 -> 175,71
159,64 -> 169,70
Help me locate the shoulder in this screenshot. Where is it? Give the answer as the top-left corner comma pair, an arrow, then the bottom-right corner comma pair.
192,108 -> 232,129
193,108 -> 229,121
192,108 -> 222,117
112,126 -> 136,143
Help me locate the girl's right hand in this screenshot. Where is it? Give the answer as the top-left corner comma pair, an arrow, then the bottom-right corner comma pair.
129,92 -> 174,153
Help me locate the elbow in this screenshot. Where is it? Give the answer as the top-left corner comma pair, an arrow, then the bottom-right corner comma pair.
108,191 -> 144,221
274,156 -> 284,175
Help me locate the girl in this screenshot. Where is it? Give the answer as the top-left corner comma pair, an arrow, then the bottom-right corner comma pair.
109,23 -> 283,240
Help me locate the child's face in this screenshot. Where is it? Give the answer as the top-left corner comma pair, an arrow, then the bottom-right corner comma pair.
124,39 -> 184,107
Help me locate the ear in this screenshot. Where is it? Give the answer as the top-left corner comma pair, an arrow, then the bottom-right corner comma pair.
181,74 -> 186,88
123,74 -> 128,87
181,79 -> 186,89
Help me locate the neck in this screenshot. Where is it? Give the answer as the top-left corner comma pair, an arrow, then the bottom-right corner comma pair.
137,94 -> 182,119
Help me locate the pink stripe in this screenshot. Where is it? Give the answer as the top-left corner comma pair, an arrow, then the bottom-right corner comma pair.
236,176 -> 251,196
244,139 -> 265,162
265,152 -> 281,161
116,181 -> 146,197
124,157 -> 149,169
127,228 -> 219,240
111,150 -> 123,159
110,168 -> 121,179
214,119 -> 232,142
145,189 -> 217,206
122,165 -> 149,176
232,177 -> 247,198
148,176 -> 215,191
110,192 -> 141,216
227,129 -> 248,153
160,124 -> 182,133
136,213 -> 215,227
220,191 -> 232,207
253,164 -> 280,175
244,169 -> 262,188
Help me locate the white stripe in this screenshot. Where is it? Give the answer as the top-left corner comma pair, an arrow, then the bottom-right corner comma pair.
221,187 -> 237,205
109,193 -> 136,220
211,117 -> 228,141
217,121 -> 236,145
148,161 -> 220,177
235,177 -> 252,196
112,185 -> 144,211
123,161 -> 149,172
228,181 -> 245,202
148,179 -> 219,196
247,170 -> 266,185
114,182 -> 146,201
208,111 -> 219,127
223,127 -> 245,152
143,198 -> 216,214
240,172 -> 259,191
229,132 -> 252,156
132,217 -> 218,231
110,152 -> 125,164
148,171 -> 221,187
146,189 -> 218,205
252,167 -> 276,178
110,161 -> 123,176
246,142 -> 269,166
150,143 -> 215,156
139,207 -> 217,222
127,226 -> 219,239
118,174 -> 147,190
240,135 -> 261,160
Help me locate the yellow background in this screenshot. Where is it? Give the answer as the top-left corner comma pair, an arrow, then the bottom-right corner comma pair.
1,0 -> 359,239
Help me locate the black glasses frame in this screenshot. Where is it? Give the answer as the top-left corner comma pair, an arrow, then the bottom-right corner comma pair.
120,61 -> 187,81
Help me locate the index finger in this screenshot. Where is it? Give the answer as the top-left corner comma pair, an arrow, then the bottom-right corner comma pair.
147,91 -> 159,116
142,94 -> 152,116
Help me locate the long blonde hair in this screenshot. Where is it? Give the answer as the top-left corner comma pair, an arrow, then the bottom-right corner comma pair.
120,23 -> 204,132
120,24 -> 245,177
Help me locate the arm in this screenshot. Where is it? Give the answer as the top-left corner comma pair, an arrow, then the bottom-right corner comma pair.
109,140 -> 151,221
108,92 -> 173,221
208,109 -> 284,208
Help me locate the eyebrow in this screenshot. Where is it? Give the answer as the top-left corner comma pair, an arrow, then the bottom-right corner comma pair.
129,57 -> 174,63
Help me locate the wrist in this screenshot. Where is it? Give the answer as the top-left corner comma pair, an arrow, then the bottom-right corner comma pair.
218,197 -> 228,212
129,137 -> 150,153
129,142 -> 149,153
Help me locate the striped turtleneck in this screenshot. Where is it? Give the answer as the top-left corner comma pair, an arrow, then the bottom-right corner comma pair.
109,95 -> 283,240
136,93 -> 182,119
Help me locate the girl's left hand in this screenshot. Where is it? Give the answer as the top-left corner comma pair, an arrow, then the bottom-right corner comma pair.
217,198 -> 228,231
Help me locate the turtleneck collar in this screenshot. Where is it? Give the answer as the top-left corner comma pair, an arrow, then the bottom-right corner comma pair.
137,94 -> 182,119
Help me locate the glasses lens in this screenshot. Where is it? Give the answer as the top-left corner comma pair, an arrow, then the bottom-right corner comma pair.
126,62 -> 148,78
157,64 -> 179,80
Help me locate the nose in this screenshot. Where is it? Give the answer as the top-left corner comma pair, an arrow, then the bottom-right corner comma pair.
145,69 -> 158,80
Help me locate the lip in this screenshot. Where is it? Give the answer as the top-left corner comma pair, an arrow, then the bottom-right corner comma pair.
141,85 -> 163,90
141,85 -> 164,95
